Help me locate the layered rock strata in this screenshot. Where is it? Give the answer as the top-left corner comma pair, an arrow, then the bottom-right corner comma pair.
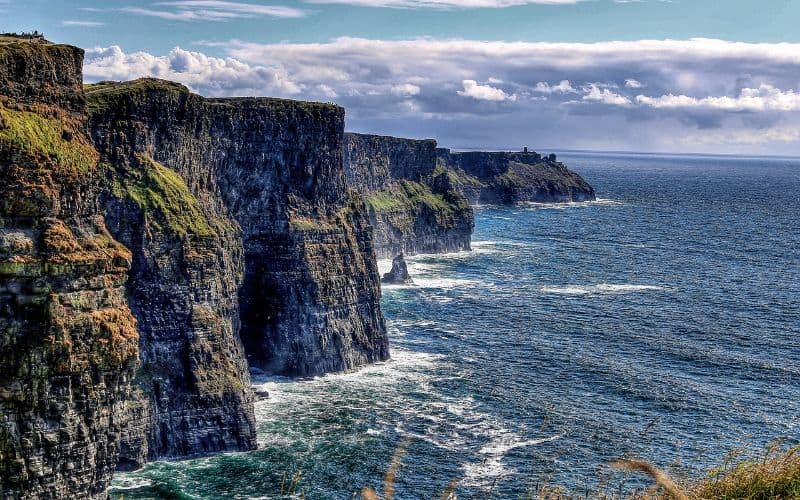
436,149 -> 596,204
1,37 -> 391,498
87,82 -> 257,468
87,80 -> 388,384
0,36 -> 139,499
344,133 -> 474,258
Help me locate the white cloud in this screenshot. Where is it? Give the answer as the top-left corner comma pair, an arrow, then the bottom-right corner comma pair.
306,0 -> 581,8
624,78 -> 644,88
84,45 -> 302,96
458,79 -> 515,101
84,38 -> 800,154
534,79 -> 576,93
390,83 -> 421,96
121,1 -> 306,21
61,20 -> 105,27
582,84 -> 631,105
636,84 -> 800,111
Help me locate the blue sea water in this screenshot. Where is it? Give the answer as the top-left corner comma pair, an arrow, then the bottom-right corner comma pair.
110,152 -> 800,499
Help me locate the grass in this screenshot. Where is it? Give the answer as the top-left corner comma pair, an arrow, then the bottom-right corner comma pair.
354,441 -> 800,500
366,180 -> 456,215
0,102 -> 98,176
111,155 -> 214,237
688,443 -> 800,499
433,163 -> 485,189
85,78 -> 190,114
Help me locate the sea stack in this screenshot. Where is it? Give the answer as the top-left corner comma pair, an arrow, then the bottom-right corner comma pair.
382,253 -> 413,284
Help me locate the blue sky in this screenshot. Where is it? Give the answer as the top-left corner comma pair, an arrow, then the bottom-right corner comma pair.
5,0 -> 800,154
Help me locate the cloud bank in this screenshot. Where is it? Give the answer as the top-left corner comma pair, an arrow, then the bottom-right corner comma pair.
84,38 -> 800,154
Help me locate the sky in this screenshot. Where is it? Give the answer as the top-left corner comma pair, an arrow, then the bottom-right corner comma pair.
5,0 -> 800,155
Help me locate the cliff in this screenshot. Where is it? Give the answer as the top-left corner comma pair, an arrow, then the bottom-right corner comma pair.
436,149 -> 596,204
87,81 -> 388,383
1,35 -> 391,498
0,36 -> 139,498
87,80 -> 257,469
344,133 -> 474,258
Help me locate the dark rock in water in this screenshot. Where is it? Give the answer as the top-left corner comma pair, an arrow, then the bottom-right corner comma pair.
254,389 -> 271,400
435,148 -> 596,204
382,254 -> 413,284
343,133 -> 474,258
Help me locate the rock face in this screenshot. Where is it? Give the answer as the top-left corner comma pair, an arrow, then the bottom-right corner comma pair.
0,37 -> 139,499
87,80 -> 388,384
87,81 -> 257,468
344,133 -> 474,258
0,39 -> 390,498
436,149 -> 596,204
381,254 -> 413,284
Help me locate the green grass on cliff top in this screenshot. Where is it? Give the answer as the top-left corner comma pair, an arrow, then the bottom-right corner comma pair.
366,180 -> 455,214
0,104 -> 97,175
85,79 -> 191,114
85,78 -> 341,115
112,155 -> 214,238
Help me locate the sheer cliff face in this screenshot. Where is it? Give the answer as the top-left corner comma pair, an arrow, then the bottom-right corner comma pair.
344,133 -> 474,259
87,82 -> 257,468
88,81 -> 388,383
436,150 -> 596,204
0,39 -> 138,498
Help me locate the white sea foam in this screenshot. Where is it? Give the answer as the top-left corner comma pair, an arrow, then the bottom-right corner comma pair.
460,431 -> 565,489
520,198 -> 623,210
540,283 -> 665,295
110,477 -> 154,490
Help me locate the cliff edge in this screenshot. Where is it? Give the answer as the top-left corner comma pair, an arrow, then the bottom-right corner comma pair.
0,35 -> 139,499
436,149 -> 596,204
344,133 -> 474,258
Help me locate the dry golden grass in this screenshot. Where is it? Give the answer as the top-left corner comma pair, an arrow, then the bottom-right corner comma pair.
358,440 -> 800,500
687,443 -> 800,500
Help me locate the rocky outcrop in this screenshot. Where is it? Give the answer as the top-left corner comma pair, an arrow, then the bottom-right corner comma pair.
0,37 -> 391,498
344,133 -> 474,258
87,80 -> 388,384
87,82 -> 257,468
436,149 -> 596,204
381,254 -> 413,284
0,36 -> 139,499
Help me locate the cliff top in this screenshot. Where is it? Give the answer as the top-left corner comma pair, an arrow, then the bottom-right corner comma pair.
346,132 -> 437,145
0,35 -> 85,112
0,32 -> 50,45
85,77 -> 342,115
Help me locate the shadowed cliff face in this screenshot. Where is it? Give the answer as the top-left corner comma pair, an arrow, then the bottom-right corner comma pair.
0,37 -> 139,498
87,82 -> 257,468
344,133 -> 474,259
87,80 -> 388,384
436,149 -> 596,204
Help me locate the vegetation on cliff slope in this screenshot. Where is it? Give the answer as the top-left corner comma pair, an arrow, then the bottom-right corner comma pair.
0,101 -> 98,177
433,163 -> 484,190
110,155 -> 214,237
366,180 -> 458,215
85,78 -> 190,114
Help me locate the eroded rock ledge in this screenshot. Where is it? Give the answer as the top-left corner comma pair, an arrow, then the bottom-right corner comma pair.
1,35 -> 388,499
86,79 -> 389,467
436,149 -> 596,204
344,133 -> 474,258
0,36 -> 139,499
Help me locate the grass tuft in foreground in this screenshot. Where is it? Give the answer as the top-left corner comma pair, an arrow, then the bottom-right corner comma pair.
359,441 -> 800,500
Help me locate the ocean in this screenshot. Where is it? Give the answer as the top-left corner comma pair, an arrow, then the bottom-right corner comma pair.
110,151 -> 800,499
